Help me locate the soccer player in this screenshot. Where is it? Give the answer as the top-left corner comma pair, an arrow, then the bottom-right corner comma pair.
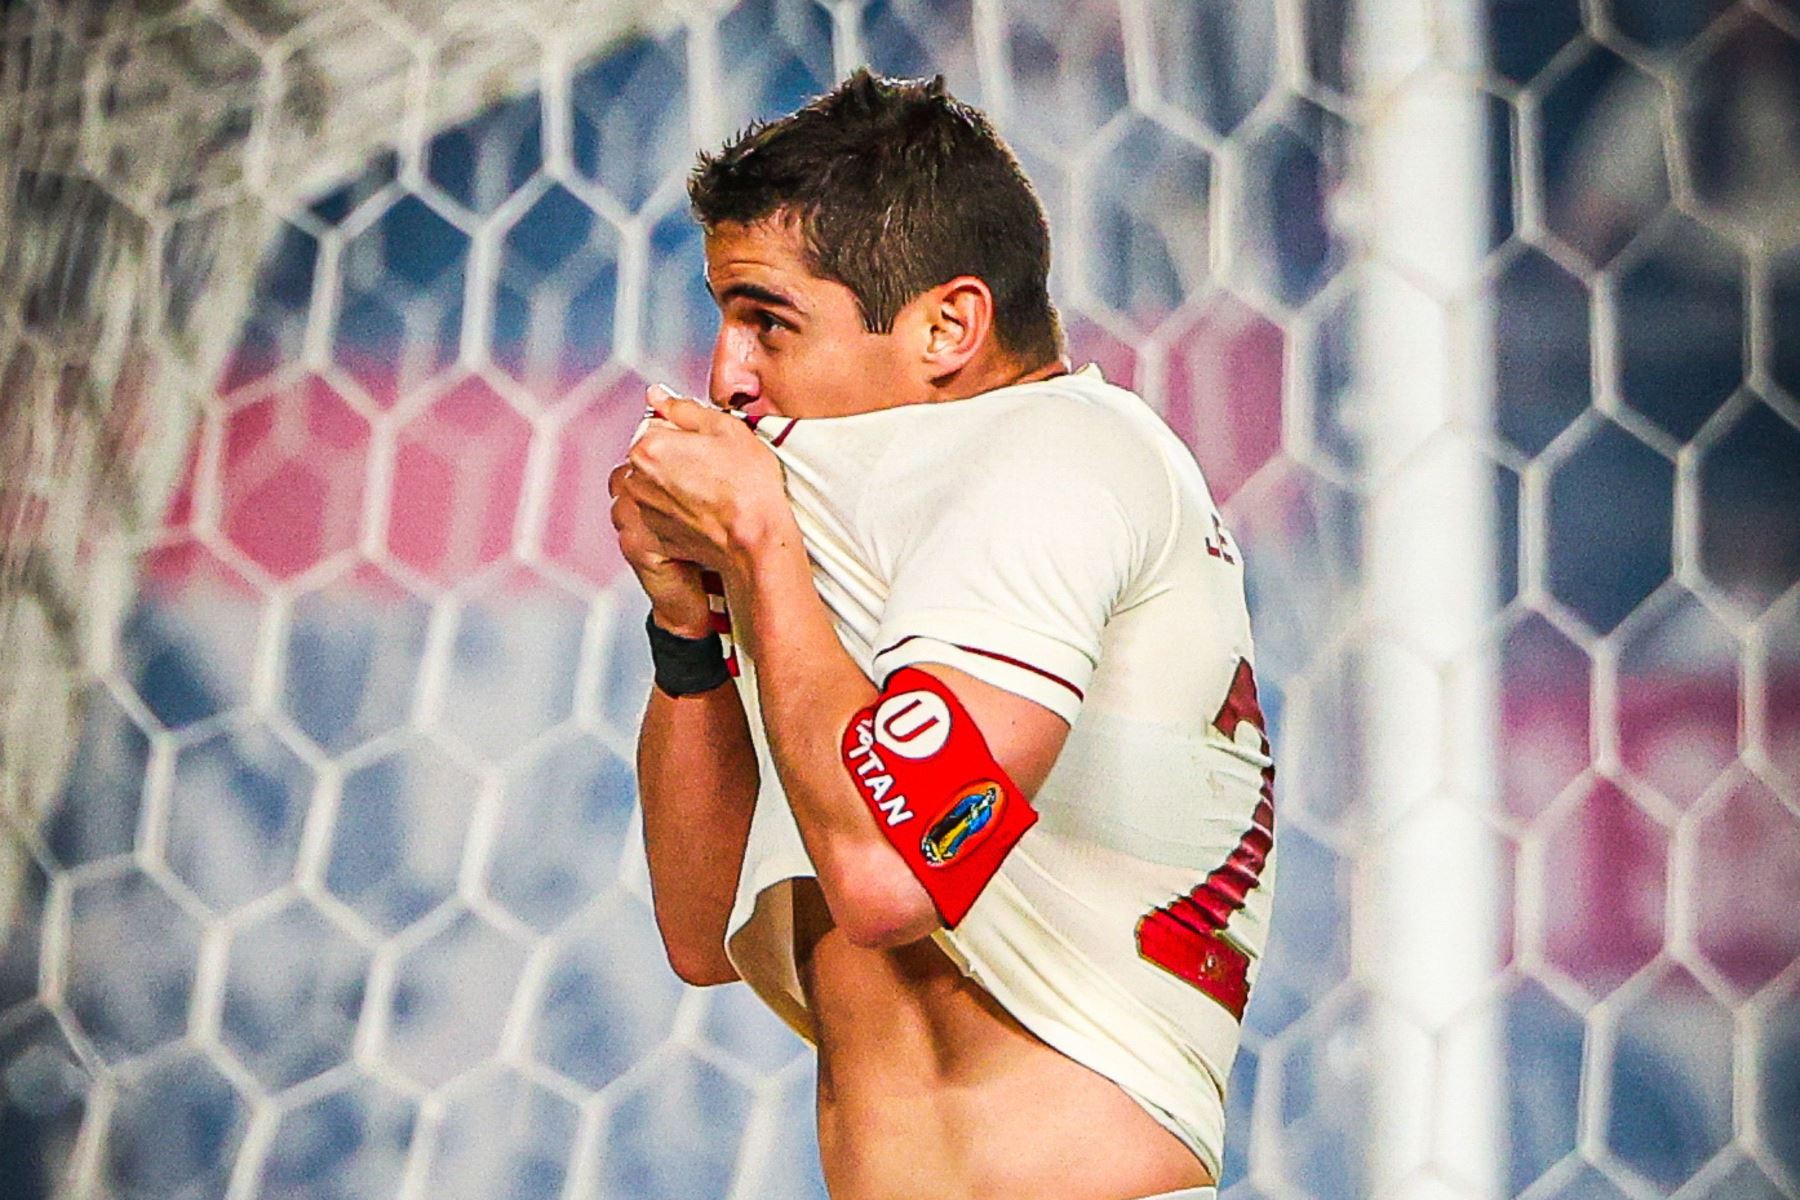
609,71 -> 1274,1200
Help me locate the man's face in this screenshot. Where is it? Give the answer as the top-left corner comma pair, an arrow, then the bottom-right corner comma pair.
703,216 -> 919,420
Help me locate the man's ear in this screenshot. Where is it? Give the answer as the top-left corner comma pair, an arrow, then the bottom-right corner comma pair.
917,276 -> 994,380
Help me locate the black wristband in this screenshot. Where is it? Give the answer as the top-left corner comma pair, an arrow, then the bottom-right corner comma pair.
645,611 -> 730,696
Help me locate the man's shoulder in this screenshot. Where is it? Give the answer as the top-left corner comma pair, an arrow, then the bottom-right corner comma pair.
942,368 -> 1165,474
808,367 -> 1181,542
877,372 -> 1176,547
982,364 -> 1146,424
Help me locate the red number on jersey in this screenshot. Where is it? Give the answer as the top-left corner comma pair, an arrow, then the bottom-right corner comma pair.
1135,657 -> 1274,1020
1203,511 -> 1237,564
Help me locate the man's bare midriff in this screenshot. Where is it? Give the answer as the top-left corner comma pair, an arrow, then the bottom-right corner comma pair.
791,882 -> 1213,1200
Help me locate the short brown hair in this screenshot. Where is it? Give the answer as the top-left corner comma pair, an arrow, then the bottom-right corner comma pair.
688,69 -> 1063,365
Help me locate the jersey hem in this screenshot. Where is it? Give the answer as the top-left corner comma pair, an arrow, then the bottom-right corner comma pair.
938,872 -> 1230,1180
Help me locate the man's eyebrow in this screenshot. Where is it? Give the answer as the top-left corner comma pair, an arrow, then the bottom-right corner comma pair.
714,281 -> 803,313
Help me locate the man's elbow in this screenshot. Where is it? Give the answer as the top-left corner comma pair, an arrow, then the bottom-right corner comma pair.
655,921 -> 740,987
665,942 -> 740,987
840,908 -> 939,950
831,864 -> 941,950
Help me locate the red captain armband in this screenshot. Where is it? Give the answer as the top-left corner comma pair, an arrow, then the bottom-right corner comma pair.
840,667 -> 1038,927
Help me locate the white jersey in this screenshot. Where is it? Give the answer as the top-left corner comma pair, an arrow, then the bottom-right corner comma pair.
721,365 -> 1275,1178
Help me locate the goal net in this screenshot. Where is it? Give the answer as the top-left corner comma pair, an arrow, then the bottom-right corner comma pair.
2,1 -> 1797,1198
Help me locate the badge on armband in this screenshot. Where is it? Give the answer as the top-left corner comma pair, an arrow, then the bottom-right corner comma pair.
839,666 -> 1038,926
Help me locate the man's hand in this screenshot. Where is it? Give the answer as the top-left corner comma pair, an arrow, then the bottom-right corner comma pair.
609,390 -> 715,638
619,387 -> 794,578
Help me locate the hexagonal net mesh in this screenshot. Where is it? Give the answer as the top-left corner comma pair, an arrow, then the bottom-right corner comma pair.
1,1 -> 1798,1199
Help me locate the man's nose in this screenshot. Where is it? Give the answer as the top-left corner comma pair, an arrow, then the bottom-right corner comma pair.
709,326 -> 760,409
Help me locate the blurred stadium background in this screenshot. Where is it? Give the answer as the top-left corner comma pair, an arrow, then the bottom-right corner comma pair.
1,0 -> 1797,1197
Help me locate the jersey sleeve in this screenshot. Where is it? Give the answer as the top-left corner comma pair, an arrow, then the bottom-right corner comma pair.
870,406 -> 1172,724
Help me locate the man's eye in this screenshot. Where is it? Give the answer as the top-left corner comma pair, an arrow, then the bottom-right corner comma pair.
754,311 -> 788,334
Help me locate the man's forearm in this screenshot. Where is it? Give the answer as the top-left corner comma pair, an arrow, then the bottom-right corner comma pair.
726,521 -> 938,947
638,680 -> 759,985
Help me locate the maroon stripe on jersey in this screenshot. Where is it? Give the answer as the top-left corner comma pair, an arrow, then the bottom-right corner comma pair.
1171,798 -> 1273,928
876,634 -> 1084,701
745,414 -> 797,445
1137,658 -> 1274,1022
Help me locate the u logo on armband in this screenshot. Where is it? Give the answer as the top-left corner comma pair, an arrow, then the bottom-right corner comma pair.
841,668 -> 1036,926
872,690 -> 952,759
